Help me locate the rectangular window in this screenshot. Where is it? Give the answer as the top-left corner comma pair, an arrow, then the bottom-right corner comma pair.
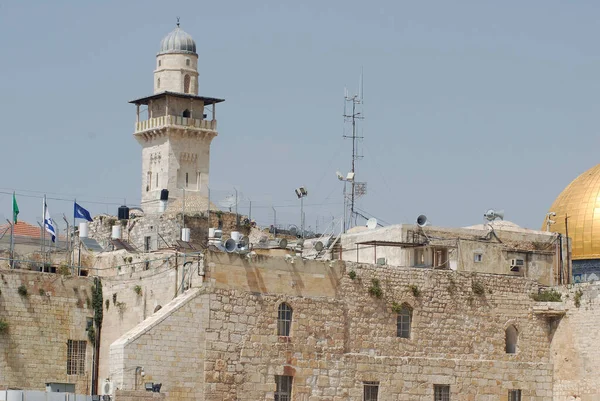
509,390 -> 521,401
155,173 -> 158,187
474,253 -> 483,262
363,381 -> 379,401
434,385 -> 450,401
185,172 -> 189,187
274,375 -> 293,401
397,308 -> 412,338
147,172 -> 152,191
144,236 -> 151,252
67,340 -> 86,375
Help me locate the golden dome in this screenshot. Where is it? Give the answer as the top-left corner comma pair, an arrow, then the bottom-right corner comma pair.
545,163 -> 600,260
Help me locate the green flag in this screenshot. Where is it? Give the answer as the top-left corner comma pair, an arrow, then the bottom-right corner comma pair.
12,193 -> 19,224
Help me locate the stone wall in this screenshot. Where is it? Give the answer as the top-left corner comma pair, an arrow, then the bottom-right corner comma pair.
0,270 -> 94,394
109,255 -> 557,401
551,282 -> 600,401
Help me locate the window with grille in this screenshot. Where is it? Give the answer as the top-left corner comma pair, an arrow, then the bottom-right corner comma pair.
184,74 -> 191,93
434,385 -> 450,401
274,375 -> 292,401
277,303 -> 292,336
397,304 -> 412,338
508,390 -> 521,401
363,381 -> 379,401
67,340 -> 86,375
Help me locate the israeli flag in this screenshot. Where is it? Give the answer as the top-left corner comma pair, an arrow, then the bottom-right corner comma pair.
44,204 -> 57,243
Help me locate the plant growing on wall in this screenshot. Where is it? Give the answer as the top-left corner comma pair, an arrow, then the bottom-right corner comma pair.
391,302 -> 403,314
472,281 -> 485,296
348,270 -> 357,280
91,279 -> 103,330
408,285 -> 421,297
39,288 -> 46,296
58,263 -> 71,276
530,289 -> 562,302
0,319 -> 8,334
574,289 -> 583,308
368,278 -> 383,299
87,325 -> 96,345
134,285 -> 142,296
17,285 -> 28,297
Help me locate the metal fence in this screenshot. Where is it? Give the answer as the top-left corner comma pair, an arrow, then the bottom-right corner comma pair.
0,391 -> 93,401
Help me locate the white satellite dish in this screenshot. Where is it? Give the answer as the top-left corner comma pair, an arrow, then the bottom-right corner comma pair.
314,241 -> 324,252
366,218 -> 377,229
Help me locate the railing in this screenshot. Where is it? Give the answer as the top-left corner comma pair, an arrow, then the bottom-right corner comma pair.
135,115 -> 217,132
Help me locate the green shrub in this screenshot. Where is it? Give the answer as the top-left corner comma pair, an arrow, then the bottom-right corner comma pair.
391,302 -> 403,313
38,288 -> 46,296
368,278 -> 383,299
472,281 -> 485,296
574,289 -> 583,308
531,289 -> 562,302
408,285 -> 421,297
17,285 -> 28,297
58,264 -> 71,276
348,271 -> 357,280
134,285 -> 142,296
0,320 -> 8,334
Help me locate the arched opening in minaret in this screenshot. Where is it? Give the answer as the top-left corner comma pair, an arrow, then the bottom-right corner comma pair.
184,74 -> 190,94
182,109 -> 191,118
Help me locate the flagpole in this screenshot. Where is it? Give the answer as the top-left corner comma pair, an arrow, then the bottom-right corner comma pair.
10,192 -> 15,269
72,198 -> 76,270
42,195 -> 46,269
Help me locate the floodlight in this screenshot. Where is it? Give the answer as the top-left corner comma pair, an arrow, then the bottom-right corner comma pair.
336,171 -> 344,181
346,172 -> 355,181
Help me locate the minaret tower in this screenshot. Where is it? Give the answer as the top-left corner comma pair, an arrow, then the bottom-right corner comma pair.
130,21 -> 224,212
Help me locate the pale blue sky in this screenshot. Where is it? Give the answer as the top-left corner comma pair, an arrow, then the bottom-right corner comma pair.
1,0 -> 599,233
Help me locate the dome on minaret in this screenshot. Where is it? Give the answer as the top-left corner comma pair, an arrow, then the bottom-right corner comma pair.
158,24 -> 197,55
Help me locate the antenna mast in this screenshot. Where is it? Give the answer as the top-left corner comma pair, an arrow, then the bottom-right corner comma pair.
343,70 -> 365,228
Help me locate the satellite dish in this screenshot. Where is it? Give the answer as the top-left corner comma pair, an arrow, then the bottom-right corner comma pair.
224,238 -> 237,253
278,238 -> 288,249
366,218 -> 377,229
484,209 -> 504,222
416,215 -> 428,227
314,241 -> 324,252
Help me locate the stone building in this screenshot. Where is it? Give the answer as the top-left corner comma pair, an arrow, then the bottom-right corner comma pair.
339,220 -> 571,286
131,22 -> 224,215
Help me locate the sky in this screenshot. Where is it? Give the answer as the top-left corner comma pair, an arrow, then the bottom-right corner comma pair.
0,0 -> 599,235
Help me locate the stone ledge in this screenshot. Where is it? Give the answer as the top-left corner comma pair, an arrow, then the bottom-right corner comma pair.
532,302 -> 567,316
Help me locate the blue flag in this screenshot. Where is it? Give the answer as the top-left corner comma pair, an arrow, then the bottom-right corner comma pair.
74,202 -> 93,222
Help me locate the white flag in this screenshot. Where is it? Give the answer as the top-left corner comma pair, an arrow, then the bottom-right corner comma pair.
44,204 -> 57,243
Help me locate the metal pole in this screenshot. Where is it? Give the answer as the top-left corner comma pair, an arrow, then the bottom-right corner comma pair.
72,198 -> 76,268
7,219 -> 13,269
41,196 -> 46,264
249,200 -> 252,222
234,188 -> 239,228
343,182 -> 347,234
300,197 -> 304,238
182,188 -> 185,229
272,207 -> 277,238
63,215 -> 70,258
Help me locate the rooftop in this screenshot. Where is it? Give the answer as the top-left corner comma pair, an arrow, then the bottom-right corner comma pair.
129,91 -> 225,106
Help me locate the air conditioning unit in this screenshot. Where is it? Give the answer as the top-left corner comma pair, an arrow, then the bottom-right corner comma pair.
101,380 -> 114,397
510,258 -> 524,272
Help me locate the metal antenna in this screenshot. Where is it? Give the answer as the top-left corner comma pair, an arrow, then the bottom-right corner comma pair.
177,17 -> 180,27
343,69 -> 366,229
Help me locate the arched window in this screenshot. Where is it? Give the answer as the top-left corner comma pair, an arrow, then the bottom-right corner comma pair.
157,78 -> 160,88
184,74 -> 190,93
396,304 -> 412,338
186,59 -> 190,66
277,303 -> 292,336
506,325 -> 518,354
182,109 -> 191,118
